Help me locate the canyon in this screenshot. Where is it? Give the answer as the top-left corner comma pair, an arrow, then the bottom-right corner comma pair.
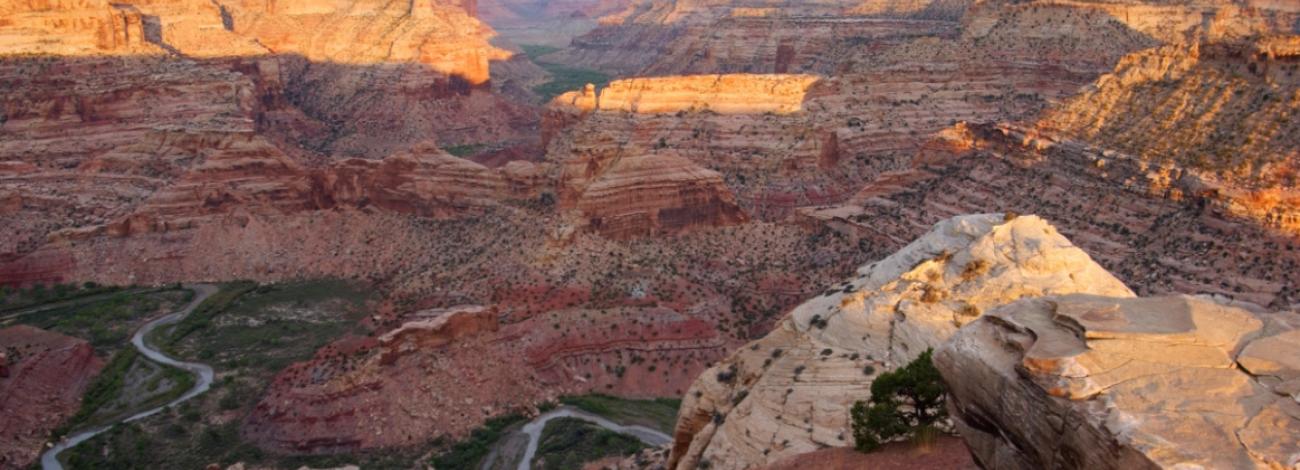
0,0 -> 1298,468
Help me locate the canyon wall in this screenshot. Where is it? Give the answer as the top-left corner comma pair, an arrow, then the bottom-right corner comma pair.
1038,39 -> 1300,231
592,74 -> 820,114
550,0 -> 969,75
573,153 -> 748,239
0,0 -> 542,285
244,302 -> 732,451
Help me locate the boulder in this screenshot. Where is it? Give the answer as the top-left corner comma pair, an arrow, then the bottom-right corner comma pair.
667,213 -> 1133,470
935,294 -> 1300,469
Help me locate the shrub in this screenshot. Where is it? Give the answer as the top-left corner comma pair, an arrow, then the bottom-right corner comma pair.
850,349 -> 946,453
960,259 -> 990,281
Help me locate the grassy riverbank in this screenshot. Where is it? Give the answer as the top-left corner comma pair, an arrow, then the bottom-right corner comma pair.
522,44 -> 612,102
533,417 -> 647,470
60,280 -> 380,469
560,394 -> 682,434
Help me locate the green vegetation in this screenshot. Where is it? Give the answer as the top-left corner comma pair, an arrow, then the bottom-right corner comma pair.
53,348 -> 195,440
11,287 -> 197,440
520,44 -> 561,58
167,280 -> 369,373
522,43 -> 612,102
156,281 -> 256,352
56,349 -> 137,436
0,282 -> 123,314
559,394 -> 681,434
850,349 -> 947,453
444,143 -> 488,157
65,280 -> 378,469
532,418 -> 646,470
12,289 -> 190,351
429,413 -> 527,469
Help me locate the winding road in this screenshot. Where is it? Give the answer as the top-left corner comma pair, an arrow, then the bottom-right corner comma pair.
514,406 -> 672,470
40,284 -> 219,470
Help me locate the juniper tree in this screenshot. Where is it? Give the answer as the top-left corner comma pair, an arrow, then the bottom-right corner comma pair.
850,348 -> 947,452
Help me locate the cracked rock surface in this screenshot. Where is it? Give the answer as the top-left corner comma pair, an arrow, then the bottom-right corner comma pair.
935,294 -> 1300,469
666,213 -> 1134,470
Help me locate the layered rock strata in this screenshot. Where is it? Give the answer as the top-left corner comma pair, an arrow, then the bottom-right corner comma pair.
667,214 -> 1134,469
549,0 -> 971,75
1038,39 -> 1300,231
935,294 -> 1300,469
0,325 -> 104,468
245,302 -> 733,451
547,74 -> 820,116
574,153 -> 747,239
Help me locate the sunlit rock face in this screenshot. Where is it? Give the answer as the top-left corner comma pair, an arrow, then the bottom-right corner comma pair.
936,294 -> 1300,469
0,0 -> 538,286
573,153 -> 748,239
545,74 -> 831,226
1037,38 -> 1300,233
803,33 -> 1300,310
667,214 -> 1135,470
549,0 -> 971,76
0,325 -> 104,469
593,74 -> 820,114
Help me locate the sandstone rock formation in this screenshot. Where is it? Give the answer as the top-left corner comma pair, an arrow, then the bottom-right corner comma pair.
0,0 -> 548,286
214,0 -> 538,156
550,0 -> 1300,77
935,294 -> 1300,469
574,153 -> 747,239
548,0 -> 970,75
245,302 -> 733,452
667,214 -> 1134,470
595,74 -> 819,114
1038,38 -> 1300,232
546,73 -> 818,116
802,36 -> 1300,309
478,0 -> 638,47
544,74 -> 837,234
324,142 -> 507,218
0,325 -> 104,468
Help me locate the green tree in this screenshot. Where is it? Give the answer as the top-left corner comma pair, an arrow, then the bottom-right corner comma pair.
850,348 -> 947,452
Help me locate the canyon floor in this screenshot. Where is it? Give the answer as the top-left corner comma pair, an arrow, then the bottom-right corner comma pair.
1,0 -> 1298,469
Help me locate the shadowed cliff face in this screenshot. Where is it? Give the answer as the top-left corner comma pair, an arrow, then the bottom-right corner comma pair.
0,0 -> 541,155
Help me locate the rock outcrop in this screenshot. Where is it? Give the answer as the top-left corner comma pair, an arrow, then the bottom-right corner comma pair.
801,36 -> 1300,309
574,153 -> 747,239
935,294 -> 1300,469
1038,38 -> 1300,232
548,0 -> 970,75
594,74 -> 819,114
0,0 -> 539,271
667,214 -> 1134,470
324,143 -> 507,218
95,140 -> 506,238
245,302 -> 734,452
0,325 -> 104,468
215,0 -> 538,156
